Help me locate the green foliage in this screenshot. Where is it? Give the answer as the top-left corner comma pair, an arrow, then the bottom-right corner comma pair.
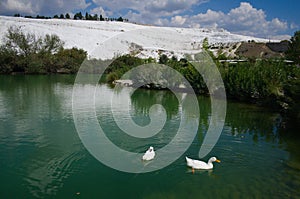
159,54 -> 169,64
0,46 -> 15,73
55,47 -> 87,73
105,55 -> 145,77
65,13 -> 70,19
286,31 -> 300,64
85,12 -> 89,20
202,37 -> 209,50
106,72 -> 119,83
15,11 -> 128,22
0,26 -> 86,74
221,60 -> 299,110
4,26 -> 37,56
282,65 -> 300,119
74,12 -> 83,20
100,15 -> 104,21
179,63 -> 208,94
117,17 -> 124,22
41,34 -> 64,54
26,54 -> 46,74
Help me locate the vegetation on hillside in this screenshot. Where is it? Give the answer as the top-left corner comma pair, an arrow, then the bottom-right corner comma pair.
14,11 -> 129,22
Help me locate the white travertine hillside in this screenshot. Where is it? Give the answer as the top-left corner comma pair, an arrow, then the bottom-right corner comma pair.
0,16 -> 269,59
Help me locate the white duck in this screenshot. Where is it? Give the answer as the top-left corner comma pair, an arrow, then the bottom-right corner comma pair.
186,156 -> 220,172
142,146 -> 155,161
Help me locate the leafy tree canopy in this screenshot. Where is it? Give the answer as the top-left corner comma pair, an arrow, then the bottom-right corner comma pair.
286,31 -> 300,64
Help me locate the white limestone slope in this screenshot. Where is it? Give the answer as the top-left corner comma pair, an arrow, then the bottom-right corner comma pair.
0,16 -> 269,59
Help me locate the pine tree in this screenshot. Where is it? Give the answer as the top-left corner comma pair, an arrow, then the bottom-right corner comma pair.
74,12 -> 83,20
117,17 -> 123,22
100,15 -> 104,21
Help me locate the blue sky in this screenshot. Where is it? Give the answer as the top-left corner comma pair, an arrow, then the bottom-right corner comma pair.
0,0 -> 299,39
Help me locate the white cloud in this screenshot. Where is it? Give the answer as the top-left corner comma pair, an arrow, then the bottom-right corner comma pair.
92,0 -> 204,14
90,6 -> 107,18
186,9 -> 225,28
92,0 -> 207,22
145,0 -> 199,13
100,1 -> 290,39
171,16 -> 186,26
270,18 -> 288,31
104,1 -> 289,38
0,0 -> 90,16
290,23 -> 298,30
0,0 -> 37,15
158,2 -> 289,38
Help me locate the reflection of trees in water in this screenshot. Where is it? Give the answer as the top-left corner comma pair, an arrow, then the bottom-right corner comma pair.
194,95 -> 283,144
130,89 -> 179,120
274,120 -> 300,196
279,121 -> 300,170
130,87 -> 297,149
130,89 -> 286,145
0,75 -> 69,120
0,75 -> 78,131
225,102 -> 282,143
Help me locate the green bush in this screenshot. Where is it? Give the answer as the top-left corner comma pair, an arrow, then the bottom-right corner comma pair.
286,31 -> 300,64
0,26 -> 87,74
106,72 -> 119,83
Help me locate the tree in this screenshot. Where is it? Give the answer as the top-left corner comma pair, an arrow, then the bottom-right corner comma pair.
202,37 -> 209,50
74,12 -> 83,20
53,14 -> 59,19
100,14 -> 104,21
59,14 -> 64,19
65,13 -> 70,19
1,26 -> 65,73
0,46 -> 15,73
286,31 -> 300,64
4,26 -> 38,57
85,12 -> 90,20
159,54 -> 169,64
55,47 -> 87,73
41,34 -> 64,54
117,17 -> 123,22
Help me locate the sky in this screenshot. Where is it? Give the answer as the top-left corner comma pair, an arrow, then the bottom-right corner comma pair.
0,0 -> 299,39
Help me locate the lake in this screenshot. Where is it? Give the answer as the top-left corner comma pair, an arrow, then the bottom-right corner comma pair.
0,75 -> 299,198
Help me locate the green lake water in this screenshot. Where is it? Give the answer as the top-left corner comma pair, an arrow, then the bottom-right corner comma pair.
0,75 -> 300,198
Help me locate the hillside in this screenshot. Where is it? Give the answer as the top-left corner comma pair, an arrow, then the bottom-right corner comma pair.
236,41 -> 288,59
0,16 -> 270,60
